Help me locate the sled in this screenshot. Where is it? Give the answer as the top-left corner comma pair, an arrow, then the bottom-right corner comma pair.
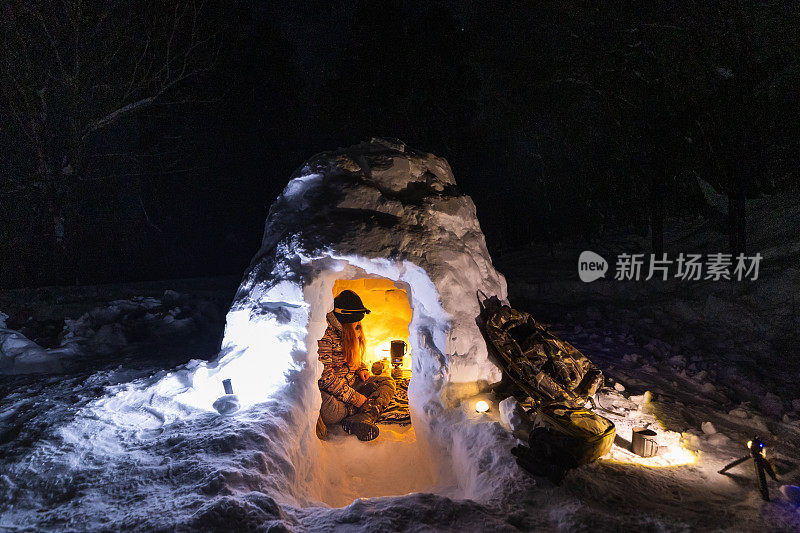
477,294 -> 615,473
478,297 -> 604,408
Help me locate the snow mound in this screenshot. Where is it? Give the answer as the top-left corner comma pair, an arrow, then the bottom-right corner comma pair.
60,292 -> 222,356
105,139 -> 512,509
1,291 -> 221,375
0,312 -> 63,374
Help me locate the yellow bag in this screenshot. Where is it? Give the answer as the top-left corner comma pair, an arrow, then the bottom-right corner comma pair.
533,404 -> 616,467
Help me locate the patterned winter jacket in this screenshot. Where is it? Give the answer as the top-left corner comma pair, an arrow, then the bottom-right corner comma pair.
317,312 -> 368,408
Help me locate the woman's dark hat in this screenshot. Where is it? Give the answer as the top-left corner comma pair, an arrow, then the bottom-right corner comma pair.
333,290 -> 371,324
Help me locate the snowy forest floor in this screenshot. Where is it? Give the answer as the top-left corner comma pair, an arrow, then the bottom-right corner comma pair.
2,195 -> 800,531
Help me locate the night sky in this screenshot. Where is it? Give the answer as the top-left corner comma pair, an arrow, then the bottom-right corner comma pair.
2,1 -> 798,288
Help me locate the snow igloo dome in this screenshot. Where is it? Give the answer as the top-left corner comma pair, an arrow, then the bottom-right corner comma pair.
164,138 -> 515,507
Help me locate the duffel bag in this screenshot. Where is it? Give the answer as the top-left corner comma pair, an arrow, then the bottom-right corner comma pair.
531,403 -> 615,468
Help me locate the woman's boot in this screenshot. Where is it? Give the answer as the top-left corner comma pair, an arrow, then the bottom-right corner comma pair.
341,399 -> 381,441
341,376 -> 395,441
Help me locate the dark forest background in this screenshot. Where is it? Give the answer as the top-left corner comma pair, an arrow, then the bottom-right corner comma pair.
2,0 -> 798,288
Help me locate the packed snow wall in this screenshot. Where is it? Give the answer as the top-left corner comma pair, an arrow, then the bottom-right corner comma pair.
157,139 -> 510,504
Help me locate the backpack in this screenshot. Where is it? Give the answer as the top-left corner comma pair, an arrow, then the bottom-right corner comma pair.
533,403 -> 615,466
512,403 -> 616,482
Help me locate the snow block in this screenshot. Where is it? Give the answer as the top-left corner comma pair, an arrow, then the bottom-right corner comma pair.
701,421 -> 717,435
0,322 -> 63,374
212,394 -> 241,416
499,396 -> 528,434
780,485 -> 800,506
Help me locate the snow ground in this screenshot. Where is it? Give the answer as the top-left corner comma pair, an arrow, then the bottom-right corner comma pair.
2,196 -> 800,531
315,424 -> 436,508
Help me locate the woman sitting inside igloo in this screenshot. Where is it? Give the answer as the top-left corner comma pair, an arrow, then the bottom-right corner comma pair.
316,290 -> 396,442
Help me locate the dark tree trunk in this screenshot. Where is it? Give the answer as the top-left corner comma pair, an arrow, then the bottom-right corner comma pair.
736,183 -> 747,257
42,164 -> 80,285
650,168 -> 665,257
728,179 -> 747,256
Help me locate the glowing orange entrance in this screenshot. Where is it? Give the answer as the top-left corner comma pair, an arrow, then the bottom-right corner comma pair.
332,278 -> 412,373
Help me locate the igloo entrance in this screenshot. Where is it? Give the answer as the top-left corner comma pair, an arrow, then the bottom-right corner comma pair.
309,274 -> 438,507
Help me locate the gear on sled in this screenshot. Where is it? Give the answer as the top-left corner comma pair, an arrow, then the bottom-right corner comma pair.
477,293 -> 615,481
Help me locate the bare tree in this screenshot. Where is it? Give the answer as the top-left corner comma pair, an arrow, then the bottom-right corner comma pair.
0,0 -> 217,277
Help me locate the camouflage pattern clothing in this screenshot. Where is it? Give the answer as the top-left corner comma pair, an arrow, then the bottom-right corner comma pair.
483,305 -> 603,408
317,312 -> 369,414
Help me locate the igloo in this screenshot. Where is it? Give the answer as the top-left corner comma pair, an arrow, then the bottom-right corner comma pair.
161,138 -> 515,507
